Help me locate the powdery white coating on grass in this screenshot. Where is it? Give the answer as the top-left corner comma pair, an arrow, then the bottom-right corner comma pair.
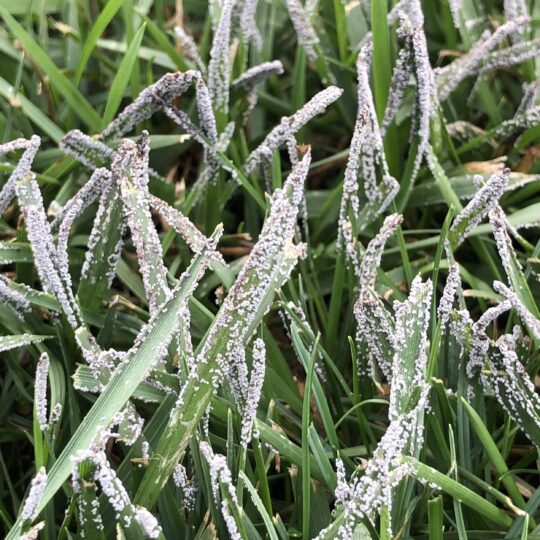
382,45 -> 413,135
483,335 -> 540,443
150,195 -> 225,264
388,0 -> 425,25
15,168 -> 80,327
355,46 -> 389,202
283,0 -> 319,61
240,337 -> 266,447
176,154 -> 309,419
436,17 -> 531,100
493,281 -> 540,339
194,76 -> 226,181
35,352 -> 49,431
333,277 -> 432,538
333,407 -> 419,535
410,32 -> 434,180
111,226 -> 221,384
450,169 -> 509,246
360,214 -> 403,292
238,0 -> 261,48
233,60 -> 284,89
195,77 -> 219,145
504,0 -> 529,42
70,454 -> 104,535
208,0 -> 233,114
338,47 -> 399,254
176,300 -> 195,372
280,300 -> 327,382
74,325 -> 127,380
20,522 -> 45,540
134,508 -> 161,538
114,403 -> 145,446
489,206 -> 521,280
353,215 -> 403,378
0,136 -> 40,214
389,276 -> 432,419
53,167 -> 111,231
479,39 -> 540,75
475,301 -> 512,334
393,7 -> 435,181
244,86 -> 342,175
493,104 -> 540,140
71,450 -> 162,537
118,136 -> 171,314
332,389 -> 430,539
0,138 -> 32,155
448,0 -> 463,28
60,130 -> 113,170
162,103 -> 209,148
226,346 -> 249,406
200,442 -> 241,540
79,170 -> 123,292
467,301 -> 512,377
173,463 -> 197,510
161,75 -> 234,184
0,335 -> 45,353
437,263 -> 461,327
0,274 -> 31,319
339,220 -> 361,277
354,291 -> 396,380
516,82 -> 537,115
174,26 -> 206,73
21,467 -> 47,521
102,71 -> 200,139
49,403 -> 62,426
56,168 -> 112,288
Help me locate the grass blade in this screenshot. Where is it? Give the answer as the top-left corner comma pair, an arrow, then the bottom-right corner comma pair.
102,24 -> 146,128
0,8 -> 102,132
74,0 -> 126,85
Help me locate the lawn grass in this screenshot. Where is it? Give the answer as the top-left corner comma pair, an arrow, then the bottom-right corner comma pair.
1,0 -> 540,538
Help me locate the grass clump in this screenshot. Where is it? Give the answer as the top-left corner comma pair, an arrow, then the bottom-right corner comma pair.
1,0 -> 540,538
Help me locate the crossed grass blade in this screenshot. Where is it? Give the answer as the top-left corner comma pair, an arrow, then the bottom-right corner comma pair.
6,228 -> 220,539
134,153 -> 311,508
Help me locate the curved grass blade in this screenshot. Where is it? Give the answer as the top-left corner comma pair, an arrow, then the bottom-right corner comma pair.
400,456 -> 516,529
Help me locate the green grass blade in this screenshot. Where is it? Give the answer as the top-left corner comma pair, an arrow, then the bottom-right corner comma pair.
301,329 -> 317,540
401,456 -> 515,529
461,397 -> 528,515
428,496 -> 443,540
238,471 -> 279,540
102,24 -> 146,128
74,0 -> 126,85
0,76 -> 65,142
